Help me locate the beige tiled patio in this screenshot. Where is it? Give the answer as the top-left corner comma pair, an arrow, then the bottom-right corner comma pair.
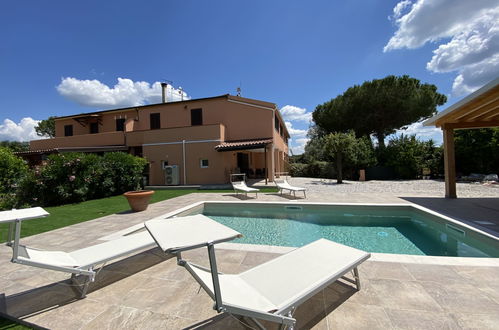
1,189 -> 499,329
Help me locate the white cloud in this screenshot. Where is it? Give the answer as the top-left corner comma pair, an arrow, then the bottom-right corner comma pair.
385,0 -> 499,95
389,0 -> 412,21
57,77 -> 190,108
0,117 -> 43,142
450,54 -> 499,95
426,9 -> 499,73
384,0 -> 497,51
285,121 -> 307,137
279,105 -> 312,122
285,121 -> 309,155
290,137 -> 310,155
395,121 -> 442,144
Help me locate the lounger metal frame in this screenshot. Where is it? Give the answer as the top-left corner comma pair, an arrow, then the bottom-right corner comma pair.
169,241 -> 365,329
9,216 -> 118,297
2,207 -> 155,298
3,209 -> 93,296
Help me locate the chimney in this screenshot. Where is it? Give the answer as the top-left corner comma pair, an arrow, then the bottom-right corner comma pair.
161,82 -> 168,103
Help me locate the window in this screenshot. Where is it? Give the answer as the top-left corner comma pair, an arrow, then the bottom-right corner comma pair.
116,118 -> 125,131
191,108 -> 203,126
64,125 -> 73,137
275,113 -> 280,131
150,113 -> 160,129
90,122 -> 99,134
200,159 -> 209,168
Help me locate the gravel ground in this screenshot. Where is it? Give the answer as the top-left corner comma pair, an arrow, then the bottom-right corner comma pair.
284,177 -> 499,198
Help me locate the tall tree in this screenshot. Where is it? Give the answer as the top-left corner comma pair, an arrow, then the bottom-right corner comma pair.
325,131 -> 357,184
313,75 -> 447,147
35,116 -> 56,138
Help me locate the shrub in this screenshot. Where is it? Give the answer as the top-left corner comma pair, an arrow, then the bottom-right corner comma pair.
19,152 -> 148,207
383,135 -> 443,179
99,152 -> 148,195
289,163 -> 307,177
455,128 -> 499,175
0,148 -> 28,210
289,161 -> 335,179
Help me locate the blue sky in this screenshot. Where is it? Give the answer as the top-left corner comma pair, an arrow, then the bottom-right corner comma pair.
1,0 -> 498,153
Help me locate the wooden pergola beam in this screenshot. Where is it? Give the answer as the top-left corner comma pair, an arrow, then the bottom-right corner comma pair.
441,120 -> 499,130
441,94 -> 498,121
453,97 -> 499,121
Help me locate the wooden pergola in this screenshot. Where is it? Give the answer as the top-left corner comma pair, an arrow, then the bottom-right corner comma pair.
424,77 -> 499,198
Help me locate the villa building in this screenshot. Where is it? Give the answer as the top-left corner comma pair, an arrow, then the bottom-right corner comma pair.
27,94 -> 290,185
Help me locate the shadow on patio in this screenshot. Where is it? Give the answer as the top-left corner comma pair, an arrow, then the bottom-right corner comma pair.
0,248 -> 169,319
401,197 -> 499,237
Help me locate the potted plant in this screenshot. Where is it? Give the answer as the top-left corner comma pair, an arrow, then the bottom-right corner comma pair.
123,180 -> 154,212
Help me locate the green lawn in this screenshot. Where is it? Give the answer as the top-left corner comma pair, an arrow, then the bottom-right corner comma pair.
0,188 -> 277,243
0,316 -> 32,330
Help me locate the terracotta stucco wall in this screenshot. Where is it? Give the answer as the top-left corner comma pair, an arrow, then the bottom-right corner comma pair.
30,131 -> 125,150
49,96 -> 280,149
144,142 -> 229,185
131,98 -> 273,141
54,110 -> 134,137
273,130 -> 289,154
126,124 -> 224,147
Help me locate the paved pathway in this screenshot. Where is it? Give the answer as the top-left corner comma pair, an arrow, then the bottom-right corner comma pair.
0,183 -> 498,329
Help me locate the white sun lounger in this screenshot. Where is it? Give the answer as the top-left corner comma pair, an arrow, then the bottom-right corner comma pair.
230,174 -> 260,198
145,216 -> 370,329
1,207 -> 156,297
232,181 -> 259,197
275,178 -> 306,198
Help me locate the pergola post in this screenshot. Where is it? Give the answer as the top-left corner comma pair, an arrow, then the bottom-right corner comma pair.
443,126 -> 457,198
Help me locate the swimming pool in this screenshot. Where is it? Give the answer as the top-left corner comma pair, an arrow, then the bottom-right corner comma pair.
174,202 -> 499,258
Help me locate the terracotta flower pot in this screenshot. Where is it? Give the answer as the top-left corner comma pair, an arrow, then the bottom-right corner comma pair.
123,190 -> 155,212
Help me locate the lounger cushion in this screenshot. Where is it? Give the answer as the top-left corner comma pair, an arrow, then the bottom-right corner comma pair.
189,264 -> 277,312
18,245 -> 80,267
69,231 -> 155,268
0,207 -> 49,223
145,215 -> 242,253
232,182 -> 259,192
17,231 -> 155,269
240,239 -> 369,309
275,180 -> 306,192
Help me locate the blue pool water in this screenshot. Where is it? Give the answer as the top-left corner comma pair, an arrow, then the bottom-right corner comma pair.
209,215 -> 430,255
184,203 -> 499,257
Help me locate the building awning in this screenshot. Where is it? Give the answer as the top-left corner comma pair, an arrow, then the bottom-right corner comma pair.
56,146 -> 128,153
215,138 -> 273,152
15,145 -> 128,156
14,149 -> 59,156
